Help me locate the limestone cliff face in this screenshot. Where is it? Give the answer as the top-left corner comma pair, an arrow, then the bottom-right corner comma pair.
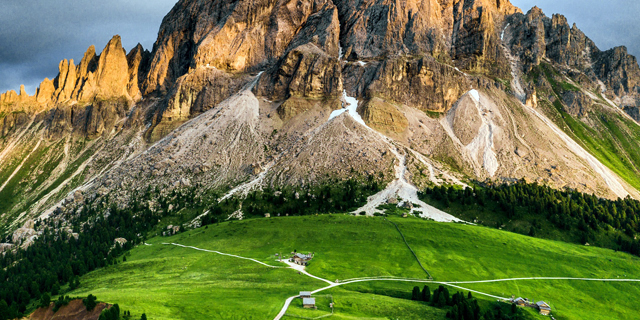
360,56 -> 470,112
142,0 -> 337,94
256,44 -> 343,101
36,78 -> 55,104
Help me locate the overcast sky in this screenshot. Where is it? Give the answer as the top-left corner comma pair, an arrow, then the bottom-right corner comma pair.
1,0 -> 639,95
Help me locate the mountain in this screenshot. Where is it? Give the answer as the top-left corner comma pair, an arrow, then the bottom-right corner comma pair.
2,0 -> 640,246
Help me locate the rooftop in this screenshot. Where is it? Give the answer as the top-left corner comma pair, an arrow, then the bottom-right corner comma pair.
303,298 -> 316,305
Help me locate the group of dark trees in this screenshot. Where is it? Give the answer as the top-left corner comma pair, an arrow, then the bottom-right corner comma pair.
0,185 -> 203,319
421,181 -> 640,256
411,286 -> 526,320
201,177 -> 382,224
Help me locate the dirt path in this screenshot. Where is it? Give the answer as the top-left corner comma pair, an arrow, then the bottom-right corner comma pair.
162,243 -> 286,269
161,242 -> 640,320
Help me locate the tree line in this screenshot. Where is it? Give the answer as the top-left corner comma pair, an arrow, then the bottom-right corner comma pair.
421,181 -> 640,256
411,286 -> 528,320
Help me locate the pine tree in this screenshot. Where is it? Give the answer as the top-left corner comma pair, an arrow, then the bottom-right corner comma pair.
52,284 -> 60,296
83,294 -> 97,311
140,313 -> 147,320
40,293 -> 51,308
422,285 -> 431,302
411,286 -> 421,300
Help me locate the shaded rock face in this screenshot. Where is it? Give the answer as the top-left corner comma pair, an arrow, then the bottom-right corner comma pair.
624,105 -> 640,122
44,98 -> 132,140
164,67 -> 251,121
594,46 -> 640,96
0,112 -> 31,137
126,43 -> 151,101
334,0 -> 447,59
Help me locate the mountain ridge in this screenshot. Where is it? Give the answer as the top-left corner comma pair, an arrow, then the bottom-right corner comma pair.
2,0 -> 640,239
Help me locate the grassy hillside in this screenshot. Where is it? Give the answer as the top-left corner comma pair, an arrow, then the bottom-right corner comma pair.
67,215 -> 640,320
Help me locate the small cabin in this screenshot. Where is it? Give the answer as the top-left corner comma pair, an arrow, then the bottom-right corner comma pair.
291,252 -> 313,266
303,297 -> 316,309
513,297 -> 526,306
536,301 -> 551,315
300,291 -> 312,298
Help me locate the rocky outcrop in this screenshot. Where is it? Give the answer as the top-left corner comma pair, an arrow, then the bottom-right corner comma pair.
11,220 -> 38,249
286,2 -> 340,57
363,56 -> 470,112
54,59 -> 77,101
333,0 -> 520,78
623,105 -> 640,122
256,43 -> 343,101
0,111 -> 30,137
561,91 -> 592,117
358,98 -> 408,133
126,44 -> 150,101
0,90 -> 18,105
593,46 -> 640,96
72,45 -> 99,101
2,35 -> 143,113
507,7 -> 640,101
506,8 -> 598,72
334,0 -> 446,59
93,36 -> 131,100
28,299 -> 110,320
161,67 -> 251,122
36,78 -> 56,104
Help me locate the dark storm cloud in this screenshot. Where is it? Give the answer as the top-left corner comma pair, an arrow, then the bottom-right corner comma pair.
510,0 -> 640,57
0,0 -> 177,95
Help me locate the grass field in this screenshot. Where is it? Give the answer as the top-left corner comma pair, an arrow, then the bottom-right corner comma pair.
68,215 -> 640,320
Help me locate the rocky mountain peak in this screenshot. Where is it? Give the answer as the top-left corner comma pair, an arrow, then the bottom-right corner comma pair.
93,35 -> 131,100
4,0 -> 640,235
